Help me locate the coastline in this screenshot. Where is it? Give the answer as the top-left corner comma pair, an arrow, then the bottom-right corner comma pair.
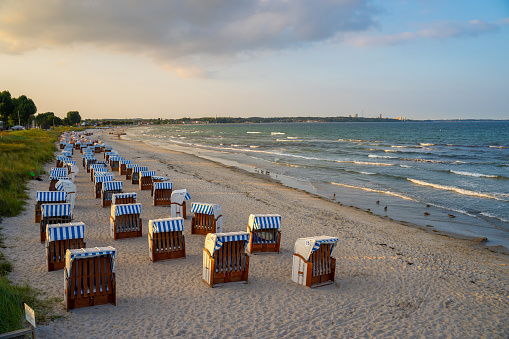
2,129 -> 508,337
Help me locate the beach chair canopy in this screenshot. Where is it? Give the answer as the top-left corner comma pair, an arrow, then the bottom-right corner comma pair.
126,163 -> 137,169
41,203 -> 72,218
64,160 -> 77,166
55,179 -> 76,193
293,236 -> 339,261
46,222 -> 85,244
109,155 -> 124,162
148,217 -> 184,236
83,154 -> 96,160
132,166 -> 148,173
204,231 -> 250,255
102,181 -> 123,192
171,189 -> 191,204
140,170 -> 156,178
248,214 -> 281,231
65,247 -> 117,276
105,151 -> 118,157
56,155 -> 69,162
119,160 -> 131,165
152,176 -> 170,182
36,191 -> 67,202
191,202 -> 221,217
62,151 -> 72,157
94,174 -> 114,184
50,167 -> 68,177
153,182 -> 173,190
111,203 -> 141,217
90,164 -> 107,170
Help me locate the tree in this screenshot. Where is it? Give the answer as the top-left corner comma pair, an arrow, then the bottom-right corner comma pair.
0,90 -> 14,127
66,111 -> 81,125
35,112 -> 60,129
14,95 -> 37,126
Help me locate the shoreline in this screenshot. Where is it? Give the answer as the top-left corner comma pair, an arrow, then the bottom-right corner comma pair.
1,129 -> 508,337
119,127 -> 509,254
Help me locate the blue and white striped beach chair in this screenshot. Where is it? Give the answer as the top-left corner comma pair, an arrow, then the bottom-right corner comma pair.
153,181 -> 173,206
94,172 -> 114,198
246,214 -> 282,254
64,247 -> 117,311
148,217 -> 185,262
139,170 -> 156,191
202,232 -> 251,287
119,159 -> 131,175
191,202 -> 222,235
102,181 -> 123,207
111,192 -> 137,205
40,203 -> 73,242
130,166 -> 147,184
110,203 -> 142,239
292,236 -> 339,288
46,222 -> 85,271
170,189 -> 191,219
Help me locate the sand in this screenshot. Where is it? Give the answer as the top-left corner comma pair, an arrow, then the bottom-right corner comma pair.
2,129 -> 509,338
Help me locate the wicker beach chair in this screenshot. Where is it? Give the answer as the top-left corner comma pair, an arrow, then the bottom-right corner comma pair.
139,170 -> 155,191
90,163 -> 107,182
119,160 -> 131,175
153,182 -> 173,206
35,191 -> 67,223
170,189 -> 191,219
109,155 -> 123,172
40,203 -> 73,242
55,179 -> 77,210
49,167 -> 69,191
191,203 -> 222,235
246,214 -> 281,254
94,173 -> 113,199
292,236 -> 338,288
102,181 -> 123,208
64,247 -> 117,311
46,222 -> 85,271
202,232 -> 250,287
110,203 -> 142,240
148,218 -> 185,262
131,166 -> 147,185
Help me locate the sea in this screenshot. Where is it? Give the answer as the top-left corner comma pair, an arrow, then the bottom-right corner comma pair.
122,121 -> 509,249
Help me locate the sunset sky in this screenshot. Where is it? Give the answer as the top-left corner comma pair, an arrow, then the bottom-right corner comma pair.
1,1 -> 508,120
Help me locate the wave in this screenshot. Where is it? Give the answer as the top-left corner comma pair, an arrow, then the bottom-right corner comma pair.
368,154 -> 397,159
250,145 -> 260,148
271,132 -> 285,135
331,182 -> 416,201
420,143 -> 435,146
489,145 -> 507,149
479,212 -> 509,223
273,162 -> 300,168
247,131 -> 261,134
400,165 -> 413,168
450,170 -> 498,178
337,160 -> 394,166
401,158 -> 466,164
276,139 -> 302,142
338,138 -> 366,143
287,137 -> 299,139
359,171 -> 376,175
407,178 -> 508,201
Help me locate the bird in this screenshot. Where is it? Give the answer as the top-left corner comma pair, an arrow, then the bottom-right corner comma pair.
384,206 -> 388,211
424,212 -> 430,216
426,204 -> 431,208
376,200 -> 380,205
448,214 -> 455,218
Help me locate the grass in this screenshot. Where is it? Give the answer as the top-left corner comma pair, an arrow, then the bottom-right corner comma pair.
0,128 -> 82,334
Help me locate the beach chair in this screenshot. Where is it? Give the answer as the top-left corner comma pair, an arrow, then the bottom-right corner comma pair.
35,191 -> 67,223
191,203 -> 222,235
49,167 -> 68,191
109,156 -> 123,172
46,222 -> 85,271
125,164 -> 136,180
202,232 -> 250,287
40,203 -> 73,242
170,189 -> 191,219
246,214 -> 281,254
110,203 -> 142,240
150,176 -> 169,195
148,218 -> 185,262
153,182 -> 173,206
64,247 -> 117,311
131,166 -> 147,185
104,151 -> 117,162
139,170 -> 156,191
55,179 -> 77,210
94,173 -> 113,199
102,181 -> 123,208
85,157 -> 97,173
119,160 -> 131,175
112,192 -> 137,205
292,236 -> 339,288
94,144 -> 102,153
90,163 -> 107,182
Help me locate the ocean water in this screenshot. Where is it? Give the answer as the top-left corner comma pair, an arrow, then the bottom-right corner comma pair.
123,121 -> 509,248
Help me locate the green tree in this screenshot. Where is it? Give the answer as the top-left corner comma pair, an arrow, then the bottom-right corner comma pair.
14,95 -> 37,126
35,112 -> 59,129
66,111 -> 81,125
0,90 -> 15,127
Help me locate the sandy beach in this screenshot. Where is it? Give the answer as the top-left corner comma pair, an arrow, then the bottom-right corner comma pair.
2,129 -> 509,338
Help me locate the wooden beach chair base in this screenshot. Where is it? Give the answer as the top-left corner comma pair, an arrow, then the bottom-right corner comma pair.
40,216 -> 72,243
65,256 -> 116,311
248,230 -> 281,254
202,241 -> 249,287
293,243 -> 336,288
110,216 -> 142,240
191,213 -> 221,235
149,232 -> 186,262
102,189 -> 122,208
47,238 -> 85,271
153,189 -> 172,206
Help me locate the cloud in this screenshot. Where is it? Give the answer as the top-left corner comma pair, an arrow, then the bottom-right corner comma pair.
0,0 -> 379,65
347,19 -> 502,47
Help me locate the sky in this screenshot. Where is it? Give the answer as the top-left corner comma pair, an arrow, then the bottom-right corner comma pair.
0,0 -> 508,120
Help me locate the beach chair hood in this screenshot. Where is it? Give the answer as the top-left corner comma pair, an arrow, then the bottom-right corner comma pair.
153,182 -> 173,190
294,236 -> 339,261
111,203 -> 142,217
248,214 -> 281,231
41,203 -> 72,218
140,170 -> 156,178
94,174 -> 114,184
65,247 -> 117,276
204,231 -> 250,255
102,181 -> 123,192
171,189 -> 191,204
148,217 -> 184,236
36,191 -> 67,202
111,192 -> 137,205
191,202 -> 221,219
46,222 -> 85,246
55,179 -> 76,193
